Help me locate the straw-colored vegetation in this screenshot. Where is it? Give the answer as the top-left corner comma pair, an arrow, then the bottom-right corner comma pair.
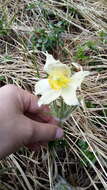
0,0 -> 107,189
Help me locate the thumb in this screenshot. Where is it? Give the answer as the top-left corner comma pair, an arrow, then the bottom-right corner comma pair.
22,116 -> 63,145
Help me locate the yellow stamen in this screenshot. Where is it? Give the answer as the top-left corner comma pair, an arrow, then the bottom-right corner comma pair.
48,70 -> 71,90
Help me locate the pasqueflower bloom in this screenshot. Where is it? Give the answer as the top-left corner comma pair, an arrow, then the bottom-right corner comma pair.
35,53 -> 90,106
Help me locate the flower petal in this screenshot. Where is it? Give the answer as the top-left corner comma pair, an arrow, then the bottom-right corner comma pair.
35,79 -> 50,95
61,86 -> 79,106
48,63 -> 71,76
61,71 -> 90,106
38,89 -> 61,106
44,52 -> 60,73
71,71 -> 90,88
44,52 -> 71,76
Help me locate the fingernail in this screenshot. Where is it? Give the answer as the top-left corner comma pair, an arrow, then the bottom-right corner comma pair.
55,128 -> 63,139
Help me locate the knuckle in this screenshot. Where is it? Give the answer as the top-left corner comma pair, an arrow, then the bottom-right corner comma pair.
5,84 -> 16,89
24,122 -> 35,145
5,84 -> 18,93
4,84 -> 20,99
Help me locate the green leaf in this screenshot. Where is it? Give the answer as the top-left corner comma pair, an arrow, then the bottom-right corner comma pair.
0,76 -> 5,81
78,139 -> 88,151
77,140 -> 97,166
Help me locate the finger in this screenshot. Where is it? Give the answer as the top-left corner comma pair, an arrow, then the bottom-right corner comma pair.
21,116 -> 63,145
18,88 -> 39,113
35,105 -> 58,124
19,88 -> 50,114
31,121 -> 63,143
35,105 -> 53,121
25,112 -> 58,124
27,104 -> 58,124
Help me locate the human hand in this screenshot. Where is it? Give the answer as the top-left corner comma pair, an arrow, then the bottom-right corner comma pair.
0,85 -> 63,159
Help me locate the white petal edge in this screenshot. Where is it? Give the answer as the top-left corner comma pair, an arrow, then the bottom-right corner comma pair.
35,79 -> 50,95
61,71 -> 90,106
61,86 -> 79,106
44,52 -> 60,73
43,52 -> 71,76
71,71 -> 90,88
38,89 -> 61,106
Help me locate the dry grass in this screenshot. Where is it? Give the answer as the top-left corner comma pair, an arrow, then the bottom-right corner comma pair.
0,0 -> 107,189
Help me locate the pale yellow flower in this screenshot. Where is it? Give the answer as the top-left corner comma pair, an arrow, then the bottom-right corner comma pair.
35,53 -> 90,106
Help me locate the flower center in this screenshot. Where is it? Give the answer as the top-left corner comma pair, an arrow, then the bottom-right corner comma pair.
48,70 -> 71,90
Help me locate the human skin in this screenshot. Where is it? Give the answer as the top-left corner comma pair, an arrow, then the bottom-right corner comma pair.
0,85 -> 63,159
